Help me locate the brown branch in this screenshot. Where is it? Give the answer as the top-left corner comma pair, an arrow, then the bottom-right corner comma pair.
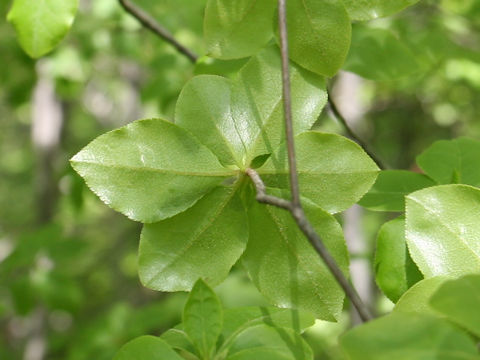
118,0 -> 198,63
246,168 -> 292,210
271,0 -> 373,323
278,0 -> 301,208
328,96 -> 387,170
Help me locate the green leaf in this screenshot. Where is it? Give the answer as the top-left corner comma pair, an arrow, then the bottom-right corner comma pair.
416,137 -> 480,187
226,325 -> 313,360
183,279 -> 223,359
430,274 -> 480,337
342,0 -> 420,21
359,170 -> 435,212
344,25 -> 420,81
406,185 -> 480,278
161,328 -> 197,356
71,119 -> 235,223
242,191 -> 349,321
139,186 -> 248,291
204,0 -> 277,59
219,307 -> 315,351
278,0 -> 351,76
250,154 -> 271,169
175,75 -> 246,167
231,46 -> 327,163
178,47 -> 327,167
114,336 -> 184,360
7,0 -> 78,58
340,312 -> 480,360
394,276 -> 449,316
375,217 -> 422,303
258,132 -> 379,214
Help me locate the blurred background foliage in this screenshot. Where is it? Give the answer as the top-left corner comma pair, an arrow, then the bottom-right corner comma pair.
0,0 -> 479,359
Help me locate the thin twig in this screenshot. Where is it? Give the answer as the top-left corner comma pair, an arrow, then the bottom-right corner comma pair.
328,96 -> 386,170
118,0 -> 198,63
273,0 -> 373,322
246,168 -> 373,322
278,0 -> 301,208
246,169 -> 292,210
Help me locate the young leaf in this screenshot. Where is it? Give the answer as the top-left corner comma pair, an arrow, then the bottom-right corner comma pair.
243,191 -> 349,321
394,276 -> 449,316
416,137 -> 480,187
231,46 -> 327,163
277,0 -> 351,77
406,185 -> 480,278
359,170 -> 435,212
342,0 -> 420,21
344,25 -> 421,81
220,307 -> 315,350
7,0 -> 78,58
114,336 -> 184,360
340,312 -> 479,360
226,325 -> 313,360
138,186 -> 248,291
257,132 -> 379,214
430,274 -> 480,337
375,217 -> 422,303
70,119 -> 235,223
183,279 -> 223,359
204,0 -> 277,59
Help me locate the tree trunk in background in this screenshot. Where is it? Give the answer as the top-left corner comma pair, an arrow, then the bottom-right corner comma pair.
23,60 -> 64,360
331,72 -> 374,325
32,60 -> 64,225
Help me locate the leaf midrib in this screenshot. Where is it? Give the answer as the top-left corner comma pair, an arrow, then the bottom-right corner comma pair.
265,206 -> 333,312
145,187 -> 239,286
72,160 -> 236,177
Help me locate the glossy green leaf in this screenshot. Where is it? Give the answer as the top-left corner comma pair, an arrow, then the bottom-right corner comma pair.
114,336 -> 183,360
359,170 -> 435,212
406,185 -> 480,277
342,0 -> 420,21
175,75 -> 245,167
139,186 -> 248,291
243,191 -> 349,320
258,132 -> 379,214
344,25 -> 420,81
178,47 -> 327,167
394,276 -> 449,316
226,325 -> 313,360
375,217 -> 422,303
7,0 -> 78,58
416,137 -> 480,187
340,312 -> 479,360
220,307 -> 315,350
278,0 -> 351,76
430,274 -> 480,337
71,119 -> 235,223
183,279 -> 223,359
231,46 -> 327,163
204,0 -> 277,59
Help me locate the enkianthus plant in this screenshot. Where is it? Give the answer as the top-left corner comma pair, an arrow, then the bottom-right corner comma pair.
70,45 -> 379,320
7,0 -> 480,358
